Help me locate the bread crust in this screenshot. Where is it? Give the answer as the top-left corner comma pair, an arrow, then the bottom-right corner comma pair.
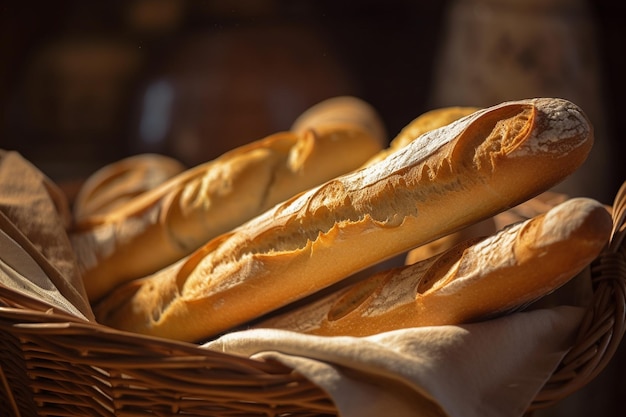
363,106 -> 479,166
72,97 -> 385,301
94,98 -> 594,342
257,198 -> 611,336
72,153 -> 186,221
404,190 -> 569,264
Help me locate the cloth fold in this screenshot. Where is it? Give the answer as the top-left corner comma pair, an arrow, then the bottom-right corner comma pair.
204,306 -> 584,417
0,150 -> 94,320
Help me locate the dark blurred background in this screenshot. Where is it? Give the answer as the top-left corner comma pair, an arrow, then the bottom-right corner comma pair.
1,0 -> 624,415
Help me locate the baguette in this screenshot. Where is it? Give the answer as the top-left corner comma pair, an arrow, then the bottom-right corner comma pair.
363,106 -> 478,166
256,198 -> 611,336
94,97 -> 594,342
72,96 -> 386,301
72,153 -> 186,221
404,190 -> 569,264
291,95 -> 387,143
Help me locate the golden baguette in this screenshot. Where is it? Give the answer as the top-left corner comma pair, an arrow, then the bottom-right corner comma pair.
256,198 -> 612,336
94,97 -> 594,342
71,96 -> 386,301
291,95 -> 387,143
72,153 -> 186,221
363,105 -> 478,166
404,190 -> 569,264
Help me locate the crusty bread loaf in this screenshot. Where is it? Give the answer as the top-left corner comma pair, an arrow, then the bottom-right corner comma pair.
404,190 -> 569,265
369,106 -> 565,265
363,106 -> 478,166
256,197 -> 612,336
72,97 -> 386,301
94,97 -> 594,342
291,95 -> 387,143
366,105 -> 487,264
73,153 -> 186,221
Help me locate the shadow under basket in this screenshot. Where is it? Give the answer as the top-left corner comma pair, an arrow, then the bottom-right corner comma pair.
1,184 -> 625,417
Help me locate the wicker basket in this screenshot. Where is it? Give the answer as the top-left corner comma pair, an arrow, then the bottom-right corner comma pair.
1,184 -> 625,417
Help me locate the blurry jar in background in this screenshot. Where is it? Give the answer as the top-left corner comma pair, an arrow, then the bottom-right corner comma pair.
430,0 -> 613,203
130,21 -> 357,167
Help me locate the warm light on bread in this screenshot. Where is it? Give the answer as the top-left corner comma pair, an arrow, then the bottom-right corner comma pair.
257,198 -> 611,336
94,98 -> 595,342
72,96 -> 386,301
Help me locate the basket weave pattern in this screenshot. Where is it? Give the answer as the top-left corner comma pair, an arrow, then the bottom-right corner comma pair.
0,295 -> 336,416
530,184 -> 626,411
1,185 -> 625,417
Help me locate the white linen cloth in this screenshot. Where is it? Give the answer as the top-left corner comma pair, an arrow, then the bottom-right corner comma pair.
204,305 -> 584,417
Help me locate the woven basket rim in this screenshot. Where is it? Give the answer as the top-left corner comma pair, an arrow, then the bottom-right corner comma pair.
528,182 -> 626,409
0,289 -> 338,416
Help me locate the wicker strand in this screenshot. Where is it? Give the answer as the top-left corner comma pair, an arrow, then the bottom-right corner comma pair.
0,363 -> 22,417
